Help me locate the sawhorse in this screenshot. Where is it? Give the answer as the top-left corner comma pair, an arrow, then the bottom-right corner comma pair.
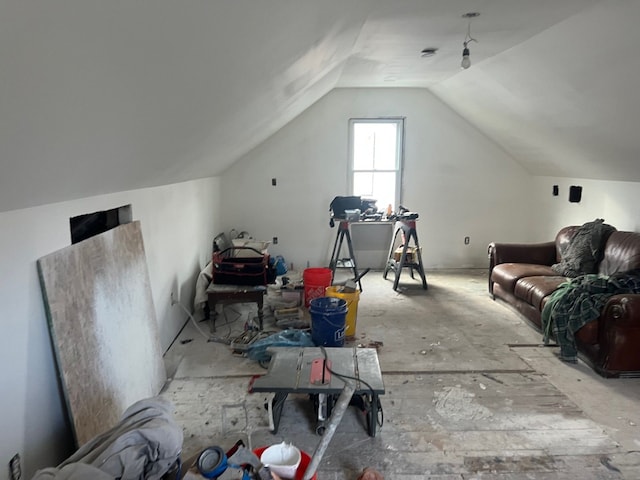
329,220 -> 362,290
383,219 -> 428,291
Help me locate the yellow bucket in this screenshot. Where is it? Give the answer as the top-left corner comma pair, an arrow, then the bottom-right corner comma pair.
325,285 -> 360,338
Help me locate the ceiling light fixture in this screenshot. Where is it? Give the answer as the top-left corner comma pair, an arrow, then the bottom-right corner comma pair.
420,47 -> 438,58
461,12 -> 480,69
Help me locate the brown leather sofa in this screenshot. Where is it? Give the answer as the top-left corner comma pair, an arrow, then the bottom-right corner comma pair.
488,226 -> 640,377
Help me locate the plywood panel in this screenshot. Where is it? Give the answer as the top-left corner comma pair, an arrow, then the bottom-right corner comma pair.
38,221 -> 166,445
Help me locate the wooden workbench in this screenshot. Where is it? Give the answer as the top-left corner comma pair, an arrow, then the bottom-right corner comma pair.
206,283 -> 266,331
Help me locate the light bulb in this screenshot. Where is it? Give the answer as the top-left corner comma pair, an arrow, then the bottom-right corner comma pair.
461,47 -> 471,69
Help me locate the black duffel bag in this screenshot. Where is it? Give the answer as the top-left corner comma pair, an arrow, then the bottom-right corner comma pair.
329,196 -> 361,219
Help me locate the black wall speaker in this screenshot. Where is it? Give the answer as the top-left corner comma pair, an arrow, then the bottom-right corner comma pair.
569,185 -> 582,203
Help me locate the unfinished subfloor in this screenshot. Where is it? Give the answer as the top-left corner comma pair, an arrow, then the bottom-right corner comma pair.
162,269 -> 640,479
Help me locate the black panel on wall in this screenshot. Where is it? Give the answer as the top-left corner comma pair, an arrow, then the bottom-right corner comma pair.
70,205 -> 132,244
569,186 -> 582,203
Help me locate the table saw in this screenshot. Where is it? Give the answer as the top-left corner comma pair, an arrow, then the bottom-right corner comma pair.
250,347 -> 385,437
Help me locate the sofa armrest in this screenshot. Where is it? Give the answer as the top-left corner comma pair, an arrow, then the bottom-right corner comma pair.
487,241 -> 557,295
601,294 -> 640,326
597,294 -> 640,374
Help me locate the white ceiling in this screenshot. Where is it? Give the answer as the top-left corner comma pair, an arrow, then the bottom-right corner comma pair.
1,0 -> 636,213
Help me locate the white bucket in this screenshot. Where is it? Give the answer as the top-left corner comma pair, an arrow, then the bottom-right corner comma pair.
259,442 -> 301,479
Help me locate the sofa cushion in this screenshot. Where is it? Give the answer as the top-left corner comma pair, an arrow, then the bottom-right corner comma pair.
599,231 -> 640,275
491,263 -> 557,294
514,275 -> 567,310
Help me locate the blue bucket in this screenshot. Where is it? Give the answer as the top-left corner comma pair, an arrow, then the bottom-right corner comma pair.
309,297 -> 348,347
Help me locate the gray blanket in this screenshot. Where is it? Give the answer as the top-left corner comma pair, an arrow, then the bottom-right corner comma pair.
551,218 -> 616,277
32,396 -> 183,480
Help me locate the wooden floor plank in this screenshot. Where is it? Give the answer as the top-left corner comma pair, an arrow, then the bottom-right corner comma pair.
162,271 -> 637,478
163,371 -> 622,478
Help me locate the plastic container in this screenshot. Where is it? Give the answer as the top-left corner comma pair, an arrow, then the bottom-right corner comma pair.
303,268 -> 333,308
344,209 -> 360,222
253,446 -> 317,480
309,297 -> 347,347
259,442 -> 301,479
325,285 -> 360,338
281,289 -> 302,306
231,238 -> 270,257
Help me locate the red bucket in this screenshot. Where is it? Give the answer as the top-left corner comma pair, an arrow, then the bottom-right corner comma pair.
303,268 -> 333,308
253,446 -> 317,480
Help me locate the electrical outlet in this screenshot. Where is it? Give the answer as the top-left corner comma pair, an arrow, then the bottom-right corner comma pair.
464,236 -> 470,245
9,453 -> 21,480
272,237 -> 278,245
271,178 -> 277,186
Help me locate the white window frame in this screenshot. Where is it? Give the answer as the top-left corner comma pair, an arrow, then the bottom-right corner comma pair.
348,117 -> 405,210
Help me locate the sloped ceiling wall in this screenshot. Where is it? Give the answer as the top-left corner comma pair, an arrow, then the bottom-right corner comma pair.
0,0 -> 366,211
430,1 -> 640,182
1,0 -> 634,214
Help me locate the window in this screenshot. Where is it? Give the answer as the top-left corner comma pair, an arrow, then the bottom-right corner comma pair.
348,118 -> 404,213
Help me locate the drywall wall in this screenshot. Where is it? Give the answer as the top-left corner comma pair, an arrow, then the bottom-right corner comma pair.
0,177 -> 219,479
220,88 -> 533,269
529,176 -> 640,240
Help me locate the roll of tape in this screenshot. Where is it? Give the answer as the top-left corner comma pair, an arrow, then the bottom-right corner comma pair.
197,446 -> 227,479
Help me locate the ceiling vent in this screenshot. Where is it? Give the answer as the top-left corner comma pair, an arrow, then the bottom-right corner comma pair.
420,47 -> 438,57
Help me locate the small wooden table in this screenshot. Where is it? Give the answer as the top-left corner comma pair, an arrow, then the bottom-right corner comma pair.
205,283 -> 266,331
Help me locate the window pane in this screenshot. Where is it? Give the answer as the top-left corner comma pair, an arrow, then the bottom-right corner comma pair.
353,123 -> 398,171
353,124 -> 375,170
353,172 -> 374,197
353,172 -> 396,212
372,124 -> 397,170
371,172 -> 396,211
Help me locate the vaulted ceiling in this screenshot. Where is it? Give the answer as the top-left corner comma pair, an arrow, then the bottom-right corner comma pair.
1,0 -> 637,213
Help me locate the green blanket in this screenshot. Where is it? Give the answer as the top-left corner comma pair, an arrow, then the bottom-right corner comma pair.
541,271 -> 640,362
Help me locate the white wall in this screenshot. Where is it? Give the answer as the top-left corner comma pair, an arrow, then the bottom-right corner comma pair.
530,176 -> 640,240
0,177 -> 220,479
220,88 -> 533,269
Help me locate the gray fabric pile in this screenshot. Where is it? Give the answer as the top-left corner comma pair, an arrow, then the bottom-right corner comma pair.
32,396 -> 183,480
552,218 -> 616,277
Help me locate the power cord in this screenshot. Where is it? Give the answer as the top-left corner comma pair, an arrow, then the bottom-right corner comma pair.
319,346 -> 384,429
171,299 -> 231,344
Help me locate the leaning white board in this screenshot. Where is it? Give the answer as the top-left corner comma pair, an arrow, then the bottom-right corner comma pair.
38,221 -> 166,446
